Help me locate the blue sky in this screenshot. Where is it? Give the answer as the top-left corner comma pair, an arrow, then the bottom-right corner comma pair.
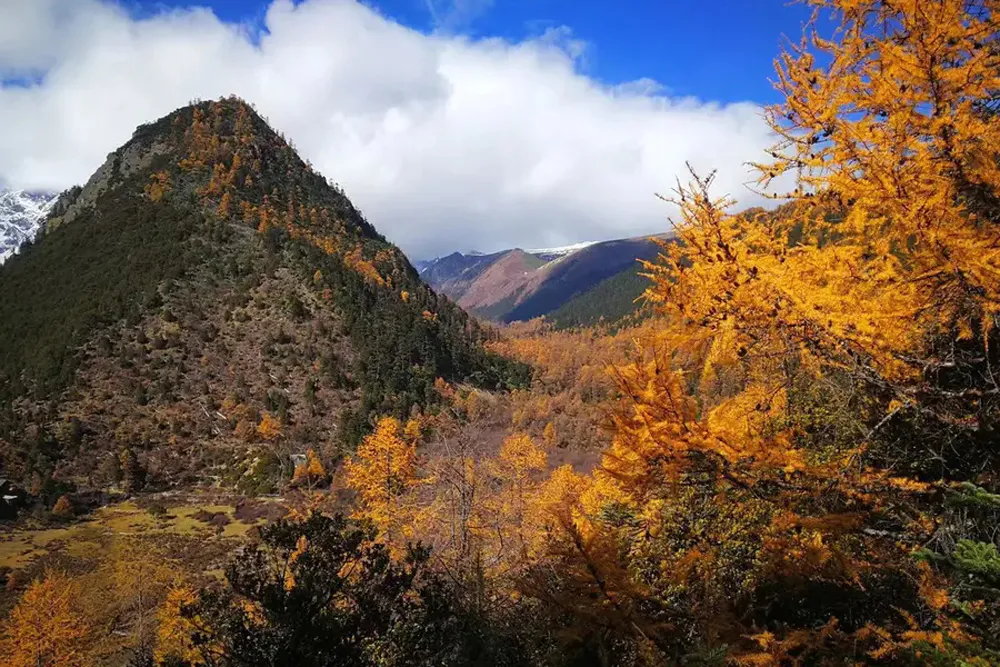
137,0 -> 814,104
2,0 -> 809,256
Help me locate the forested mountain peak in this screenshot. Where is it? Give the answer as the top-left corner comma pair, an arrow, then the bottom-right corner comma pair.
50,97 -> 384,248
0,95 -> 526,495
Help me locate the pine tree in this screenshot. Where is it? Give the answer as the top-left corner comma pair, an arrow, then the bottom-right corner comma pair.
120,447 -> 147,493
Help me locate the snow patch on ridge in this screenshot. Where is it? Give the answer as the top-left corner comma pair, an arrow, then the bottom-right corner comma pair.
524,240 -> 597,256
0,189 -> 57,264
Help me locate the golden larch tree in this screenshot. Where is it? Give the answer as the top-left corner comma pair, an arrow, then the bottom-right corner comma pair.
0,572 -> 93,667
256,411 -> 281,441
531,0 -> 1000,662
489,433 -> 548,561
292,448 -> 327,487
154,587 -> 205,666
345,416 -> 420,546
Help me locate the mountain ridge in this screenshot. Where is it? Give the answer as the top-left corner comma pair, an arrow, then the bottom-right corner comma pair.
0,189 -> 57,264
0,96 -> 527,494
417,233 -> 670,325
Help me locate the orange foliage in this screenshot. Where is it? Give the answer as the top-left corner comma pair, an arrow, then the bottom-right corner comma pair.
0,572 -> 93,667
51,495 -> 73,519
145,171 -> 171,202
345,416 -> 420,546
256,412 -> 281,440
292,448 -> 327,487
517,1 -> 1000,661
344,246 -> 385,286
217,191 -> 232,218
154,587 -> 204,665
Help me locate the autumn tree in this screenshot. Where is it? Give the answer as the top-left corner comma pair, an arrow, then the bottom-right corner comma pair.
291,448 -> 327,488
523,1 -> 1000,663
542,422 -> 556,448
145,171 -> 171,202
256,411 -> 282,441
411,420 -> 507,590
51,494 -> 74,520
0,571 -> 93,667
154,587 -> 203,666
217,191 -> 232,218
345,416 -> 421,547
107,538 -> 182,662
487,433 -> 547,562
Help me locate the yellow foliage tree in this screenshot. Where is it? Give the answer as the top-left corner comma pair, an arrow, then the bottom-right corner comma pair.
292,448 -> 327,487
51,494 -> 73,520
754,0 -> 1000,375
524,1 -> 1000,661
145,171 -> 171,202
256,411 -> 281,441
433,377 -> 455,401
0,572 -> 93,667
345,416 -> 420,546
403,417 -> 422,443
489,433 -> 547,560
154,587 -> 204,666
542,421 -> 557,447
307,449 -> 326,478
217,191 -> 232,217
107,538 -> 181,657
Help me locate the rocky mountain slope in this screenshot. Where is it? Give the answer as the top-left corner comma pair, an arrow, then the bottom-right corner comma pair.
418,235 -> 670,325
0,97 -> 527,496
0,189 -> 57,264
416,250 -> 509,303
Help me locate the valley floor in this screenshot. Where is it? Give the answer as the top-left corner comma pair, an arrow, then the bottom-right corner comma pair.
0,491 -> 286,611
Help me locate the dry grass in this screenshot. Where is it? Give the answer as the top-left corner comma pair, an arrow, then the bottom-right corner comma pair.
0,494 -> 277,573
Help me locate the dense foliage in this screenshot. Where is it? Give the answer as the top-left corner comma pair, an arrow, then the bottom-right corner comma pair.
0,187 -> 207,399
336,1 -> 1000,663
547,1 -> 1000,661
164,513 -> 533,667
548,264 -> 653,329
5,2 -> 1000,665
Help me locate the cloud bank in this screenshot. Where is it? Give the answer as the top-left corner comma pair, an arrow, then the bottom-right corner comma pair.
0,0 -> 779,259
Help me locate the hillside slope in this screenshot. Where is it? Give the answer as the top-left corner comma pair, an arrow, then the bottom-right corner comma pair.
500,236 -> 662,323
455,249 -> 548,314
416,250 -> 507,302
419,235 -> 668,325
0,97 -> 526,494
547,264 -> 653,328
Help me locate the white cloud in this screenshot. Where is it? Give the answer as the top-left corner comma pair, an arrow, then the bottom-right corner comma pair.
424,0 -> 495,32
0,0 -> 781,259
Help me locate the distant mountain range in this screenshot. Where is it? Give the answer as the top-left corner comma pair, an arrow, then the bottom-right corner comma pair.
416,234 -> 671,326
0,189 -> 57,264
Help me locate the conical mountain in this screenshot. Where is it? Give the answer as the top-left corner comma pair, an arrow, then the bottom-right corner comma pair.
0,96 -> 526,492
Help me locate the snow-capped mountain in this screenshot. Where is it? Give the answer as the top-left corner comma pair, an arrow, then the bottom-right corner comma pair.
524,240 -> 597,256
0,189 -> 57,264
